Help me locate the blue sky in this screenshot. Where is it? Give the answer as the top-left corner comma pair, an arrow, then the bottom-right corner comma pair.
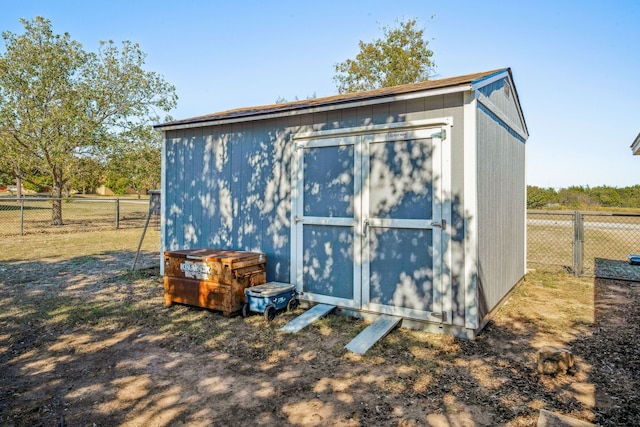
2,0 -> 639,189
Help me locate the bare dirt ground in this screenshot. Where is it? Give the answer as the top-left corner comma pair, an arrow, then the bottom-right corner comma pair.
0,236 -> 638,426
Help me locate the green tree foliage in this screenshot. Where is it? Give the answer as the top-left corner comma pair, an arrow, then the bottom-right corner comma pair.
333,18 -> 435,94
618,185 -> 640,207
528,185 -> 640,210
0,17 -> 177,224
0,172 -> 12,187
557,186 -> 596,209
22,174 -> 51,193
590,185 -> 621,207
527,186 -> 558,209
67,157 -> 104,195
104,142 -> 161,197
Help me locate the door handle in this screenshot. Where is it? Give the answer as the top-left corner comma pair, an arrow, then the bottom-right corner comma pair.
363,219 -> 370,237
294,216 -> 304,223
431,219 -> 446,230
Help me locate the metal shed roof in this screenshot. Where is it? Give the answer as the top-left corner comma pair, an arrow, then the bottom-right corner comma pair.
155,68 -> 518,131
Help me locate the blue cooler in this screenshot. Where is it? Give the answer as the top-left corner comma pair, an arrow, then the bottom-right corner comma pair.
243,282 -> 298,321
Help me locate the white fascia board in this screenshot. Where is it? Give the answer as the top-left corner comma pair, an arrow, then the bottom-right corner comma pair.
470,70 -> 510,91
631,133 -> 640,155
156,85 -> 470,132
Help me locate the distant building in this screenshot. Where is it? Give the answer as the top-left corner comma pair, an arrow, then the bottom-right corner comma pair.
632,133 -> 640,155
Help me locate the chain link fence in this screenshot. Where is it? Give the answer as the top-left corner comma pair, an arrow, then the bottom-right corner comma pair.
0,196 -> 158,236
3,202 -> 637,277
527,210 -> 640,276
527,211 -> 575,271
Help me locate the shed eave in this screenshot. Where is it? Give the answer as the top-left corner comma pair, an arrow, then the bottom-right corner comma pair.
471,68 -> 529,138
154,84 -> 472,132
470,69 -> 510,90
631,133 -> 640,155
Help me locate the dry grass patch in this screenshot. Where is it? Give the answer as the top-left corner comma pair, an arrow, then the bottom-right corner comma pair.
1,232 -> 638,426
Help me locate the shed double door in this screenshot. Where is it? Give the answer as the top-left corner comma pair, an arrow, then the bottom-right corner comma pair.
293,127 -> 450,322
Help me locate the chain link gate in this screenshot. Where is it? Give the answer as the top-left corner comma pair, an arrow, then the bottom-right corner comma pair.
527,210 -> 640,276
581,212 -> 640,276
527,211 -> 575,272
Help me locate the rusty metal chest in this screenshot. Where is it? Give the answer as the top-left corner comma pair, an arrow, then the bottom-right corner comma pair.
163,249 -> 267,316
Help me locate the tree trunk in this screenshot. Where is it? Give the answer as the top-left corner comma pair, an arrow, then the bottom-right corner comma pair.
16,176 -> 22,201
51,170 -> 64,226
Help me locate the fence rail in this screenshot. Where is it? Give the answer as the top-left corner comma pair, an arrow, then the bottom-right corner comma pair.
527,210 -> 640,276
0,196 -> 156,236
1,201 -> 637,277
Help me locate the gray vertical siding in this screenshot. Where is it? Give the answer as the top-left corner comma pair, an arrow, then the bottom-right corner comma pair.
164,120 -> 295,282
476,106 -> 526,320
163,94 -> 468,326
477,78 -> 526,137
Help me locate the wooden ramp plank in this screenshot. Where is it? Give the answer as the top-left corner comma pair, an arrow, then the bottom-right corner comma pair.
537,409 -> 596,427
280,303 -> 336,334
345,315 -> 402,354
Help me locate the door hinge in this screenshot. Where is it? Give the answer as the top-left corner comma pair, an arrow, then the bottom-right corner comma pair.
431,129 -> 446,140
430,312 -> 447,322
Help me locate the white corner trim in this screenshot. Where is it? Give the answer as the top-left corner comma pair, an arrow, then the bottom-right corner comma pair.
160,131 -> 167,275
463,92 -> 479,330
523,142 -> 528,274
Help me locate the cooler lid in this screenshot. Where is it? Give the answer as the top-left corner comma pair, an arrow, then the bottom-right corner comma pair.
164,248 -> 265,263
245,281 -> 295,296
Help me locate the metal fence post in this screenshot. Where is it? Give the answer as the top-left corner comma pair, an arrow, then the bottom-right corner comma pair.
115,198 -> 120,229
573,211 -> 584,276
20,198 -> 24,236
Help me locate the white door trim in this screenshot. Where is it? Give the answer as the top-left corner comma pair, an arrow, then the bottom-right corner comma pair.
291,118 -> 453,322
360,128 -> 451,322
291,135 -> 362,308
294,118 -> 453,141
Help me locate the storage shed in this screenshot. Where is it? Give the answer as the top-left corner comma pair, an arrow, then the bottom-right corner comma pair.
155,68 -> 528,338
